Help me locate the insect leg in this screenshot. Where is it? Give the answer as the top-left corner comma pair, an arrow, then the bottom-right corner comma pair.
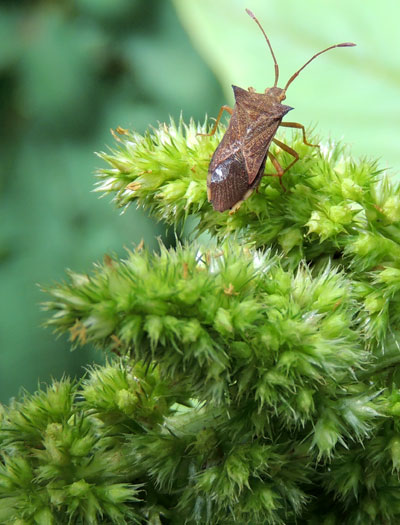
266,150 -> 287,191
279,121 -> 319,148
197,106 -> 233,137
266,137 -> 302,189
272,137 -> 300,176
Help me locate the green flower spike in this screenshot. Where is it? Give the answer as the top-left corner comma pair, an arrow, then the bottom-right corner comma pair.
3,116 -> 400,524
97,119 -> 400,349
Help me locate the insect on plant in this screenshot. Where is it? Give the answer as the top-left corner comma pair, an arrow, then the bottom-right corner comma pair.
202,9 -> 356,213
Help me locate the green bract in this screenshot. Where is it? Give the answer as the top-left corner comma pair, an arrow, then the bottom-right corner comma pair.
3,119 -> 400,523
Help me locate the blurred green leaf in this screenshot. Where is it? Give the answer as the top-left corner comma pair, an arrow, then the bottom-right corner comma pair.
122,3 -> 222,123
76,0 -> 138,21
17,7 -> 105,129
0,9 -> 21,69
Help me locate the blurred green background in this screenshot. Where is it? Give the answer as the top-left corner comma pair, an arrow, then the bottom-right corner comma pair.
1,0 -> 399,403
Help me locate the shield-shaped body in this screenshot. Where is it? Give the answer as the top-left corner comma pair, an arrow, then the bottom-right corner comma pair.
207,85 -> 293,212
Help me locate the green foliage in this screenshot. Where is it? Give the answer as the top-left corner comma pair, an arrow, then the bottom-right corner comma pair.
3,119 -> 400,523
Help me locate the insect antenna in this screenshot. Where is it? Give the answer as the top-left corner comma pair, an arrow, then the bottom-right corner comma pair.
246,8 -> 279,87
284,42 -> 356,93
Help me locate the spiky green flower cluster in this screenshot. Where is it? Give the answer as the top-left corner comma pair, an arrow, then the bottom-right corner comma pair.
41,242 -> 398,523
0,368 -> 142,524
96,119 -> 220,224
44,244 -> 372,435
96,120 -> 400,350
3,118 -> 400,523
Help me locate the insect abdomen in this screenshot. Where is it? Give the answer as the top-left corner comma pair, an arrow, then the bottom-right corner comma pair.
208,152 -> 249,212
208,148 -> 269,212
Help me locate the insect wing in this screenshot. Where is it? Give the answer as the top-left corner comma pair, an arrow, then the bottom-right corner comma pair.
232,86 -> 293,185
242,116 -> 281,184
207,86 -> 292,211
207,150 -> 249,212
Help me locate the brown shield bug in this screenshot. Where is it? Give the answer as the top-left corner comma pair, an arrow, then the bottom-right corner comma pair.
203,9 -> 355,212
